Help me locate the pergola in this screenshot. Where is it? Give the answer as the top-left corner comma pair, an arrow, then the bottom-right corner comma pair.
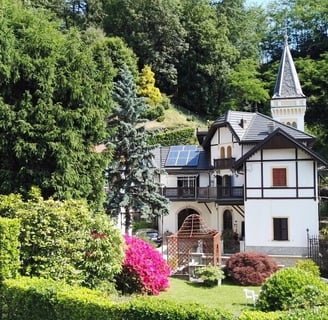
167,214 -> 221,276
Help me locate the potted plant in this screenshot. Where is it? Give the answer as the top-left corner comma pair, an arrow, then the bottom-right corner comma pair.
194,265 -> 225,287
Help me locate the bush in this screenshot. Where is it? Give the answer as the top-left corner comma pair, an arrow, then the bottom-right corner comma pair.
0,217 -> 20,281
295,259 -> 320,277
118,298 -> 233,320
225,252 -> 278,286
147,127 -> 196,146
0,191 -> 124,289
256,267 -> 328,311
194,265 -> 225,287
1,277 -> 233,320
1,277 -> 114,320
239,310 -> 282,320
115,235 -> 170,295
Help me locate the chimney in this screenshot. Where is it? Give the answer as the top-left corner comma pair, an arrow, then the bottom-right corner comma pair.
268,121 -> 274,133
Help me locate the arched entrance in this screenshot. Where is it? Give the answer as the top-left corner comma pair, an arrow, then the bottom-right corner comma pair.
222,209 -> 239,253
178,208 -> 199,230
223,209 -> 233,231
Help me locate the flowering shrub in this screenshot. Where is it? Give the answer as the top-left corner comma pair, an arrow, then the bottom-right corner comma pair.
115,235 -> 170,295
225,252 -> 279,286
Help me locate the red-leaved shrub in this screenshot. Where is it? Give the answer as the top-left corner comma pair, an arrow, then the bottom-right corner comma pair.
115,234 -> 170,295
225,252 -> 279,286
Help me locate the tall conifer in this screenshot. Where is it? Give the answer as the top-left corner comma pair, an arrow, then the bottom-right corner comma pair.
105,67 -> 168,234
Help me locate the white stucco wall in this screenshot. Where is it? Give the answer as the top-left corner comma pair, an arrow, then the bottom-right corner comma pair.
244,198 -> 318,250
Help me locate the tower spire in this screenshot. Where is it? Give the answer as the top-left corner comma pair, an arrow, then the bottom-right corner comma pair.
270,35 -> 306,131
272,35 -> 305,99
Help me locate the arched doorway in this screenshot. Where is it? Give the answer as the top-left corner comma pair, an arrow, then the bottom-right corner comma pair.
178,208 -> 199,230
223,209 -> 232,231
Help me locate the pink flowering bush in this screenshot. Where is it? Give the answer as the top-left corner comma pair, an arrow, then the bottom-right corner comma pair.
115,234 -> 170,295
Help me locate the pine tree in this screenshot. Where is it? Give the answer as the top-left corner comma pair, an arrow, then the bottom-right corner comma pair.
105,67 -> 169,234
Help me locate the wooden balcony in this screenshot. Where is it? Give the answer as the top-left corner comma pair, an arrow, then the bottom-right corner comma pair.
213,158 -> 235,170
162,186 -> 244,203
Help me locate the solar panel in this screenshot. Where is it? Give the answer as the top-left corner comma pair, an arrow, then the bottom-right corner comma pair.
165,146 -> 200,167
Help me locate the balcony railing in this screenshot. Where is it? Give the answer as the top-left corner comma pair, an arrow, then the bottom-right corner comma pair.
213,158 -> 235,170
162,186 -> 244,201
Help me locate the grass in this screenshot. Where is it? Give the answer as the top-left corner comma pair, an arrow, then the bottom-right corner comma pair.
144,105 -> 206,131
157,277 -> 260,316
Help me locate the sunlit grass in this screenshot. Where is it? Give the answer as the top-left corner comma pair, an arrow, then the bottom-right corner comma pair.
158,277 -> 260,316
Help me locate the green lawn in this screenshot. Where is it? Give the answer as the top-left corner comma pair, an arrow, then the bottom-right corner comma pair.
158,277 -> 260,316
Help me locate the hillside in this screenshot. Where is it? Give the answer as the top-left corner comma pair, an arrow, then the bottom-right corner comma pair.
144,105 -> 206,132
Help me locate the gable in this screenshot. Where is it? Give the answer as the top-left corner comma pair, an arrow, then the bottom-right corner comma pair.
234,128 -> 327,170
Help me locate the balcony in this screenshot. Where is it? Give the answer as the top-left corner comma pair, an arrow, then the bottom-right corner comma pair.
162,186 -> 244,203
213,158 -> 235,170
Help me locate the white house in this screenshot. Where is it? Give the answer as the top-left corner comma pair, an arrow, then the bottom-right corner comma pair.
154,37 -> 327,263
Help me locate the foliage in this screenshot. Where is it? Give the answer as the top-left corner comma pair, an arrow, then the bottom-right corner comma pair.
177,0 -> 236,117
0,2 -> 116,209
81,213 -> 124,290
0,190 -> 123,289
225,58 -> 269,111
1,276 -> 232,320
147,128 -> 196,146
261,1 -> 328,61
1,276 -> 114,320
115,235 -> 170,295
104,0 -> 187,94
194,265 -> 225,287
26,0 -> 107,30
138,65 -> 163,107
256,267 -> 328,311
115,297 -> 233,320
0,217 -> 20,281
225,252 -> 278,286
105,67 -> 169,233
295,259 -> 320,278
239,310 -> 282,320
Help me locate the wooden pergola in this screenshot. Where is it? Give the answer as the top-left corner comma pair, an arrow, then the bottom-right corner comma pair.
167,214 -> 221,276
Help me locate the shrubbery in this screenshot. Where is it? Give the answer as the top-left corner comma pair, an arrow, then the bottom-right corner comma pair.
225,252 -> 278,286
256,267 -> 328,311
194,265 -> 225,287
295,258 -> 320,277
1,277 -> 233,320
115,235 -> 170,295
0,217 -> 20,280
0,189 -> 124,289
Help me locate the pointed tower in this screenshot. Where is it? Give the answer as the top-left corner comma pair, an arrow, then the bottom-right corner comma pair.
270,35 -> 306,131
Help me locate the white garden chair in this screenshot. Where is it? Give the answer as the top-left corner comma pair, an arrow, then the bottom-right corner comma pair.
243,288 -> 258,306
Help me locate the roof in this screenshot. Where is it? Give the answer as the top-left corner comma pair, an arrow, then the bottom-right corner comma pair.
272,35 -> 305,99
234,128 -> 327,170
202,110 -> 314,148
174,214 -> 218,237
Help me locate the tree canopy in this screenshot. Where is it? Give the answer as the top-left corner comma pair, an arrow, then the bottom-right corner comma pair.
0,1 -> 116,208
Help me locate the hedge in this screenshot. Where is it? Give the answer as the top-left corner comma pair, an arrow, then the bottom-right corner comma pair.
0,217 -> 20,281
148,127 -> 196,146
0,277 -> 233,320
239,308 -> 328,320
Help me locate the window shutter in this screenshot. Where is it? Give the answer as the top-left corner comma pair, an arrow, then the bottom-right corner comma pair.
272,168 -> 287,186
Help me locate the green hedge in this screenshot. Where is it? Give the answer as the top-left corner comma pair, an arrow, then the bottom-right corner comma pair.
239,308 -> 328,320
239,310 -> 283,320
0,217 -> 20,281
1,277 -> 232,320
148,127 -> 196,146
